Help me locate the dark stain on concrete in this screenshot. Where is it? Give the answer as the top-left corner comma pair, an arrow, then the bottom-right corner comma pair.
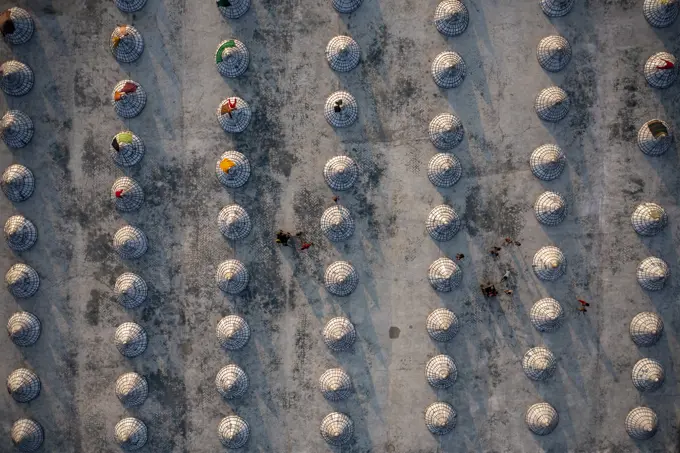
388,326 -> 400,339
465,184 -> 524,238
85,289 -> 101,326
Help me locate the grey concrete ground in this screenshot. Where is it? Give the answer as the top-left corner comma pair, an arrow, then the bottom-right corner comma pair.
1,0 -> 679,451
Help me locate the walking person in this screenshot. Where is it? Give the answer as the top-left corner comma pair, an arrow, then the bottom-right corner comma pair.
578,299 -> 590,307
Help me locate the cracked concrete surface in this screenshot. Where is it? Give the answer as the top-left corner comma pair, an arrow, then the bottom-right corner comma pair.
1,0 -> 679,451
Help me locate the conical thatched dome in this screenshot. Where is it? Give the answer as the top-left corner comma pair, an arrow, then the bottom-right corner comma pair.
535,86 -> 569,122
111,177 -> 144,212
324,91 -> 358,128
426,308 -> 459,342
429,113 -> 464,150
530,298 -> 564,332
115,372 -> 148,407
320,412 -> 354,445
217,315 -> 251,350
644,52 -> 677,89
0,110 -> 33,148
323,317 -> 356,351
434,0 -> 469,36
425,402 -> 456,435
630,312 -> 663,347
216,39 -> 249,77
218,205 -> 252,241
637,119 -> 673,156
428,153 -> 462,187
637,257 -> 669,291
215,260 -> 249,294
643,0 -> 679,28
534,191 -> 567,226
426,354 -> 457,389
540,0 -> 575,17
114,417 -> 148,451
625,407 -> 658,440
525,402 -> 559,435
522,347 -> 556,381
110,25 -> 144,63
114,322 -> 148,358
321,205 -> 355,241
631,202 -> 667,236
536,35 -> 572,72
216,364 -> 249,399
217,0 -> 251,19
0,60 -> 33,96
325,36 -> 360,72
332,0 -> 362,13
324,261 -> 359,296
113,226 -> 148,260
427,257 -> 462,292
218,415 -> 250,448
632,358 -> 664,392
115,0 -> 147,13
110,131 -> 145,167
5,263 -> 39,298
1,164 -> 34,202
319,368 -> 352,401
7,368 -> 40,403
216,151 -> 251,188
7,311 -> 41,346
4,215 -> 37,251
217,97 -> 252,133
530,144 -> 566,181
111,80 -> 146,118
1,8 -> 35,45
114,273 -> 148,309
427,205 -> 461,242
11,419 -> 43,452
431,51 -> 466,89
532,246 -> 566,281
323,156 -> 358,191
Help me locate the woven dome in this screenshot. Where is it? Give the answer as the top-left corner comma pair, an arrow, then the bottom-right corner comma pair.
115,417 -> 148,451
530,298 -> 564,332
11,419 -> 43,452
426,308 -> 459,342
216,260 -> 249,294
7,311 -> 41,346
631,202 -> 667,236
429,113 -> 464,150
522,347 -> 557,381
426,354 -> 457,389
637,257 -> 669,291
110,131 -> 145,167
632,358 -> 664,392
530,144 -> 566,181
1,8 -> 34,45
321,205 -> 355,241
324,91 -> 358,128
113,226 -> 148,260
217,97 -> 251,133
630,312 -> 663,347
536,35 -> 571,72
625,407 -> 658,440
426,205 -> 461,242
425,402 -> 456,435
217,0 -> 251,19
525,402 -> 559,435
637,119 -> 673,156
644,52 -> 678,89
319,368 -> 352,401
535,87 -> 569,122
4,215 -> 37,251
324,261 -> 359,296
114,322 -> 148,358
0,60 -> 33,96
1,110 -> 33,148
323,317 -> 356,351
1,164 -> 34,202
216,151 -> 251,188
532,246 -> 566,281
110,25 -> 144,63
216,364 -> 249,399
428,257 -> 462,292
114,273 -> 148,309
218,205 -> 252,241
217,315 -> 251,350
428,153 -> 462,187
115,0 -> 147,13
111,177 -> 144,212
323,156 -> 358,191
332,0 -> 362,13
5,263 -> 39,298
7,368 -> 40,403
115,372 -> 148,407
643,0 -> 679,27
216,39 -> 249,77
540,0 -> 575,17
326,36 -> 360,72
320,412 -> 354,445
434,0 -> 469,36
218,415 -> 250,448
431,51 -> 466,89
534,191 -> 567,226
112,80 -> 146,118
